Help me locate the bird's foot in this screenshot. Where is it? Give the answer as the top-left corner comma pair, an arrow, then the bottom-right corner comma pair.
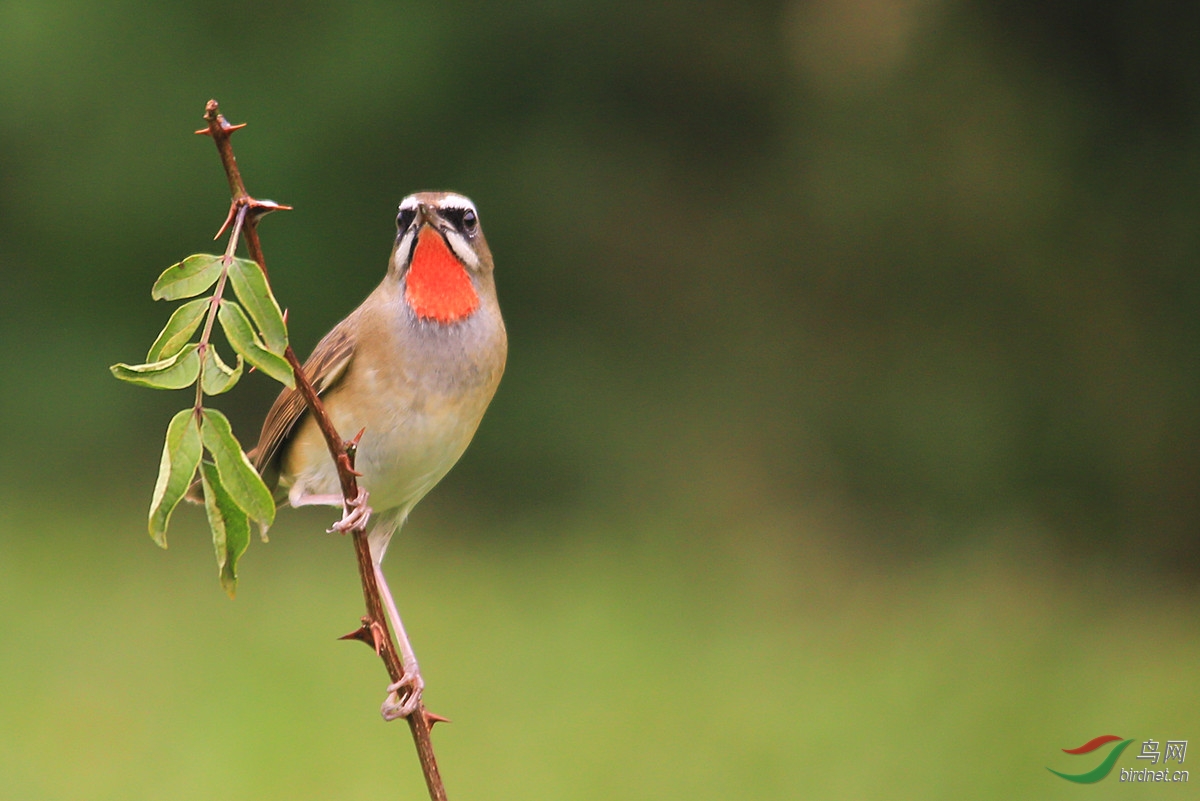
328,488 -> 371,534
380,669 -> 425,721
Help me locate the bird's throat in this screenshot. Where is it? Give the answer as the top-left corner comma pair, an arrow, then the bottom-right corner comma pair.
404,226 -> 480,323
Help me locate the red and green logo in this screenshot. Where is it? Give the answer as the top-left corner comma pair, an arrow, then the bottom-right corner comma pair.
1048,735 -> 1135,783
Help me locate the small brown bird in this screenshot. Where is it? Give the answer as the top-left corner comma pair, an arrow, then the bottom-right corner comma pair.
251,192 -> 507,718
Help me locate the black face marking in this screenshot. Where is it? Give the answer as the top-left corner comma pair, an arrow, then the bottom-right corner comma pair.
439,206 -> 478,236
397,207 -> 417,231
440,208 -> 466,230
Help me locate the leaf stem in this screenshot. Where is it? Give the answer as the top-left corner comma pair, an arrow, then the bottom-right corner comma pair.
194,204 -> 248,411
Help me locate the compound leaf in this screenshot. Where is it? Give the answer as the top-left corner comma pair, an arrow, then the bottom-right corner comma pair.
152,254 -> 224,301
199,460 -> 251,598
227,256 -> 288,355
200,408 -> 275,526
218,300 -> 294,387
111,344 -> 201,390
148,408 -> 202,547
200,345 -> 243,396
147,297 -> 210,361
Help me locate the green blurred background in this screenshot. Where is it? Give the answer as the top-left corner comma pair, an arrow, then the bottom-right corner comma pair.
1,1 -> 1198,798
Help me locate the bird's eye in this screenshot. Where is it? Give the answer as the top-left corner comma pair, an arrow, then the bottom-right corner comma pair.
462,208 -> 478,232
397,208 -> 417,231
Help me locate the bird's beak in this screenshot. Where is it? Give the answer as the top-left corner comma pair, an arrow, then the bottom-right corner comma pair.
416,202 -> 435,228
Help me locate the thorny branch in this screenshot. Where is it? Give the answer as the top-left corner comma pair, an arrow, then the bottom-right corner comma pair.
197,99 -> 449,801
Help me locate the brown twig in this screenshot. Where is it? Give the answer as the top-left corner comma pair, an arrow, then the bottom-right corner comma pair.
197,99 -> 448,801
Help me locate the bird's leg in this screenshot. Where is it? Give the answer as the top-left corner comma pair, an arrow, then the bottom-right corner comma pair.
375,560 -> 424,720
330,488 -> 372,534
287,488 -> 373,534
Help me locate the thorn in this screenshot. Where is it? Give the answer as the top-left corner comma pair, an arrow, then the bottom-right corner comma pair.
213,202 -> 237,239
341,428 -> 367,475
424,711 -> 451,729
215,198 -> 292,239
282,308 -> 289,325
337,453 -> 363,477
195,120 -> 247,136
338,624 -> 376,648
247,198 -> 294,216
343,427 -> 366,458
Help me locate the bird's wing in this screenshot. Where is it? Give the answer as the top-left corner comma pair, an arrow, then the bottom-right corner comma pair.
250,321 -> 356,487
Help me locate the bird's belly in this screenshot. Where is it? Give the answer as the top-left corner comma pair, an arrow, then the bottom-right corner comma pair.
350,401 -> 482,513
281,370 -> 494,517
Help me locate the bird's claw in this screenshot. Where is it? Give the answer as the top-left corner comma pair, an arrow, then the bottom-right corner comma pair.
380,671 -> 425,721
328,488 -> 371,533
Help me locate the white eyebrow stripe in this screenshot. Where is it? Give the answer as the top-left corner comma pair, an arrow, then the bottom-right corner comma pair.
398,196 -> 420,211
438,193 -> 476,213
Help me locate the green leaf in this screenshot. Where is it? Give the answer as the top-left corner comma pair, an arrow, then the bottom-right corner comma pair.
152,254 -> 224,301
200,408 -> 276,526
200,345 -> 244,395
227,256 -> 288,355
147,297 -> 210,361
110,344 -> 201,390
217,300 -> 295,387
199,460 -> 251,598
147,409 -> 202,547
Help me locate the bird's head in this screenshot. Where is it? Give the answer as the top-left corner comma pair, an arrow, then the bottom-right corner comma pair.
391,192 -> 494,323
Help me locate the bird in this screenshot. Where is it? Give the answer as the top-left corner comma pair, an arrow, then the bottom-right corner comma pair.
250,191 -> 507,719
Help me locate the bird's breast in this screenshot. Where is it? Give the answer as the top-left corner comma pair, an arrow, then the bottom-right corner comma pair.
282,296 -> 506,516
337,361 -> 496,512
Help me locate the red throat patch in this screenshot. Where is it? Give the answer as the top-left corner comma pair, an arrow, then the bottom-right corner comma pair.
404,226 -> 480,323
